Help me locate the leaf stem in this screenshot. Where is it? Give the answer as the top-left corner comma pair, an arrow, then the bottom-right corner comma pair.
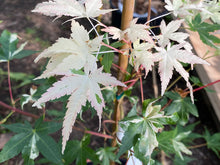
188,143 -> 207,149
7,61 -> 15,105
0,100 -> 42,120
101,42 -> 125,54
185,79 -> 220,94
0,111 -> 14,124
145,12 -> 172,25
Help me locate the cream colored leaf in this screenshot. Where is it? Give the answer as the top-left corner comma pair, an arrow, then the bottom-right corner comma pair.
32,0 -> 113,19
130,41 -> 155,76
155,43 -> 209,101
34,20 -> 102,78
33,66 -> 126,153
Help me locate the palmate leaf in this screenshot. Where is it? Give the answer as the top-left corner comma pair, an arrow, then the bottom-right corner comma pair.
155,19 -> 192,51
155,43 -> 209,102
0,30 -> 36,62
130,40 -> 155,76
157,128 -> 192,160
96,147 -> 118,165
164,92 -> 198,125
0,133 -> 33,163
203,128 -> 220,158
117,100 -> 167,161
34,20 -> 102,79
32,0 -> 113,19
188,14 -> 220,49
33,66 -> 126,153
102,18 -> 153,43
0,119 -> 63,164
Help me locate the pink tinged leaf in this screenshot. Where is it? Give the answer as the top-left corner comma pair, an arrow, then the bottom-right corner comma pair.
32,0 -> 85,18
124,18 -> 153,43
33,75 -> 83,107
87,80 -> 105,130
62,88 -> 88,154
101,27 -> 122,40
158,54 -> 174,96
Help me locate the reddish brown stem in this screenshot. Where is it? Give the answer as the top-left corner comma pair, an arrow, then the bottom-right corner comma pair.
0,100 -> 41,120
0,100 -> 113,139
185,79 -> 220,94
101,42 -> 125,54
112,63 -> 130,75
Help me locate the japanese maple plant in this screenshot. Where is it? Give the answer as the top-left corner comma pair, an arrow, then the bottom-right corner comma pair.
0,0 -> 220,165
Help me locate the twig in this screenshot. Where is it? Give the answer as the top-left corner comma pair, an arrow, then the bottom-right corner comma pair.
7,61 -> 14,105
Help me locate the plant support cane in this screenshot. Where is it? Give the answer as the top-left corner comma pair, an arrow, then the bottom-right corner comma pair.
111,0 -> 135,164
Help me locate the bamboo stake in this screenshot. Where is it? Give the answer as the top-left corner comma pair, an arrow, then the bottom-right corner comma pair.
111,0 -> 135,163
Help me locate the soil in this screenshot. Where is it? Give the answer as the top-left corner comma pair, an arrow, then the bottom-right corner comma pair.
0,0 -> 219,165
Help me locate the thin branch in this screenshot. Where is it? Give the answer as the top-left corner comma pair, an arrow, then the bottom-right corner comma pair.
0,100 -> 41,120
0,100 -> 113,139
185,79 -> 220,94
7,61 -> 14,105
188,143 -> 207,149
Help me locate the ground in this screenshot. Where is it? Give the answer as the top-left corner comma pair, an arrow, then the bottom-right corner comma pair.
0,0 -> 219,165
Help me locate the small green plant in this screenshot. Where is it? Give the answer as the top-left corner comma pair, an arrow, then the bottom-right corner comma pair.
0,0 -> 220,164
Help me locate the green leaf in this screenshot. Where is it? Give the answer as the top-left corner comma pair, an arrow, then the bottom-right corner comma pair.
100,41 -> 124,73
188,14 -> 220,49
172,140 -> 192,160
165,92 -> 198,125
0,30 -> 36,62
173,155 -> 194,165
116,122 -> 142,159
203,128 -> 220,158
157,128 -> 192,159
71,69 -> 85,75
0,132 -> 32,163
13,49 -> 37,60
1,122 -> 32,133
22,133 -> 39,160
35,121 -> 62,134
36,133 -> 63,165
0,30 -> 18,62
127,103 -> 138,117
101,52 -> 114,73
96,147 -> 118,165
63,135 -> 98,165
63,140 -> 80,165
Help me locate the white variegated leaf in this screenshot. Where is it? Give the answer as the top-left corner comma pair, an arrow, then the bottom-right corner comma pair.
34,20 -> 102,78
130,41 -> 155,76
102,18 -> 153,43
33,66 -> 126,153
155,43 -> 209,101
32,0 -> 113,19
